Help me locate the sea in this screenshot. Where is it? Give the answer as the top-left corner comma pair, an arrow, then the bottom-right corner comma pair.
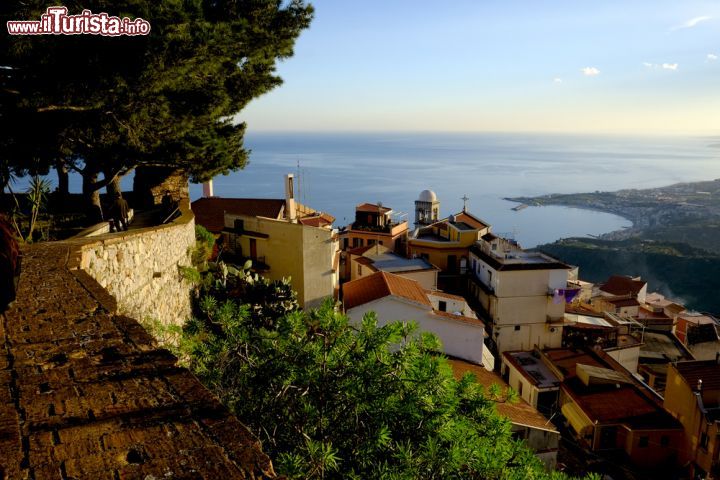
14,132 -> 720,248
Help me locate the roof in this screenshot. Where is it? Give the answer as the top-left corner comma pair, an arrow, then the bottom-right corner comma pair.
356,203 -> 391,214
191,197 -> 285,233
343,271 -> 432,310
299,212 -> 335,228
470,244 -> 569,271
432,309 -> 485,328
418,190 -> 437,202
677,313 -> 718,326
639,331 -> 693,363
599,275 -> 647,296
609,297 -> 640,308
674,360 -> 720,391
544,348 -> 681,429
502,351 -> 561,389
425,290 -> 466,302
481,232 -> 498,241
448,359 -> 558,433
454,211 -> 490,230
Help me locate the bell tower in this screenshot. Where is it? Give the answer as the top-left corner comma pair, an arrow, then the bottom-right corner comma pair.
414,190 -> 440,229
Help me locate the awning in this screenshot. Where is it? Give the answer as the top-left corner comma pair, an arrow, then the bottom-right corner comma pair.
561,402 -> 593,437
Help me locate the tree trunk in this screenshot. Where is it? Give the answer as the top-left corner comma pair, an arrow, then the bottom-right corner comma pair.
105,169 -> 122,198
82,171 -> 103,223
56,161 -> 69,196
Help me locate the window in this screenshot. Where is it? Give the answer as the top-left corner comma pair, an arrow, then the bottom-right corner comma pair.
353,238 -> 362,248
638,436 -> 649,448
379,241 -> 384,246
661,436 -> 669,447
234,219 -> 244,232
438,301 -> 447,312
343,238 -> 349,249
514,325 -> 521,331
517,381 -> 523,396
491,243 -> 497,251
357,264 -> 362,277
368,239 -> 376,246
701,432 -> 709,450
420,253 -> 429,261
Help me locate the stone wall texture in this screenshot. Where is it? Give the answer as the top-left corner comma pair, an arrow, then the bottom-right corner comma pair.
0,237 -> 275,479
75,202 -> 195,328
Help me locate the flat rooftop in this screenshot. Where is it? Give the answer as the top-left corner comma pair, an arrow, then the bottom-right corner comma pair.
503,351 -> 560,389
369,253 -> 437,273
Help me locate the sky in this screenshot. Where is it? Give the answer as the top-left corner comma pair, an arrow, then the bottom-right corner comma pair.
239,0 -> 720,134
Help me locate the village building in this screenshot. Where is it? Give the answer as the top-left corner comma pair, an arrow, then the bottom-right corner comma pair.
339,202 -> 409,254
467,235 -> 571,355
192,174 -> 340,308
407,210 -> 490,278
342,271 -> 493,367
637,330 -> 694,394
449,359 -> 560,470
674,313 -> 720,359
503,347 -> 683,469
344,243 -> 439,289
664,358 -> 720,479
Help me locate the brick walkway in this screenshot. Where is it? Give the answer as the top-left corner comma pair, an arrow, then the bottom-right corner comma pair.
0,244 -> 274,479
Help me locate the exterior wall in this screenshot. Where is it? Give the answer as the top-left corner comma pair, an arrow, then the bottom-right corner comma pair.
78,203 -> 195,327
347,297 -> 486,365
398,269 -> 437,290
606,346 -> 641,373
407,245 -> 469,273
343,229 -> 406,254
302,221 -> 340,309
502,360 -> 539,407
664,366 -> 720,473
512,426 -> 559,471
495,322 -> 563,354
624,428 -> 683,468
426,293 -> 470,315
225,214 -> 337,308
469,251 -> 567,354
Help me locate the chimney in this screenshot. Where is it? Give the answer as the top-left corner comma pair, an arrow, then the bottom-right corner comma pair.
202,180 -> 214,198
285,173 -> 297,223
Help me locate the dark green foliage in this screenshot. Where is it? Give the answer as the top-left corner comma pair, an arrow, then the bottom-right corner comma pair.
0,1 -> 313,205
175,267 -> 586,479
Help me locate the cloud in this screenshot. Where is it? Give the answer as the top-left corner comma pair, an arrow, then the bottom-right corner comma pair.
708,53 -> 718,61
662,63 -> 679,70
670,15 -> 711,31
643,62 -> 679,70
643,62 -> 654,68
553,77 -> 563,84
581,67 -> 600,76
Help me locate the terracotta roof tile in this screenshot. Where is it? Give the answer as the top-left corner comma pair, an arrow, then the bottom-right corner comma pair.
599,275 -> 647,296
454,211 -> 490,229
674,359 -> 720,391
448,359 -> 558,432
356,203 -> 391,214
191,197 -> 285,233
343,271 -> 431,310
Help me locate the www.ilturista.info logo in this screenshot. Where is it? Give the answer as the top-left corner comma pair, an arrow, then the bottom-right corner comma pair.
7,6 -> 150,36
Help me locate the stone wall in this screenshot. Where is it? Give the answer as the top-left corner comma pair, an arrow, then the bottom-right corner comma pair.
72,200 -> 195,327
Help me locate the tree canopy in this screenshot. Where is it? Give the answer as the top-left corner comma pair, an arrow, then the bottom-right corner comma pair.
0,0 -> 313,207
171,262 -> 588,480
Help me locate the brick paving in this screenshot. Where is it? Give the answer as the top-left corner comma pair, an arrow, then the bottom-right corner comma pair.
1,244 -> 275,479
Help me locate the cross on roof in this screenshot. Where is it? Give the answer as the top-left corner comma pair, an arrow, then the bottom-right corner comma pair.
461,195 -> 469,212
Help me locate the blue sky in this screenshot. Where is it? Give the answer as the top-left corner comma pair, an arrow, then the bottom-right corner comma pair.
240,0 -> 720,134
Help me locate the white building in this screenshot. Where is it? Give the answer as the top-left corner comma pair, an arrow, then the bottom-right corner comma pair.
467,235 -> 571,355
343,271 -> 493,367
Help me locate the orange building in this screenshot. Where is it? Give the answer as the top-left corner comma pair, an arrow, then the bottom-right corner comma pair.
339,203 -> 408,254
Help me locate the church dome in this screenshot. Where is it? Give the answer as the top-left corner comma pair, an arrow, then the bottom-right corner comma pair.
418,190 -> 437,203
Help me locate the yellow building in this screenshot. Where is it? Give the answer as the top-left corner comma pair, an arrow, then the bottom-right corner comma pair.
408,211 -> 490,275
193,174 -> 339,308
664,359 -> 720,479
